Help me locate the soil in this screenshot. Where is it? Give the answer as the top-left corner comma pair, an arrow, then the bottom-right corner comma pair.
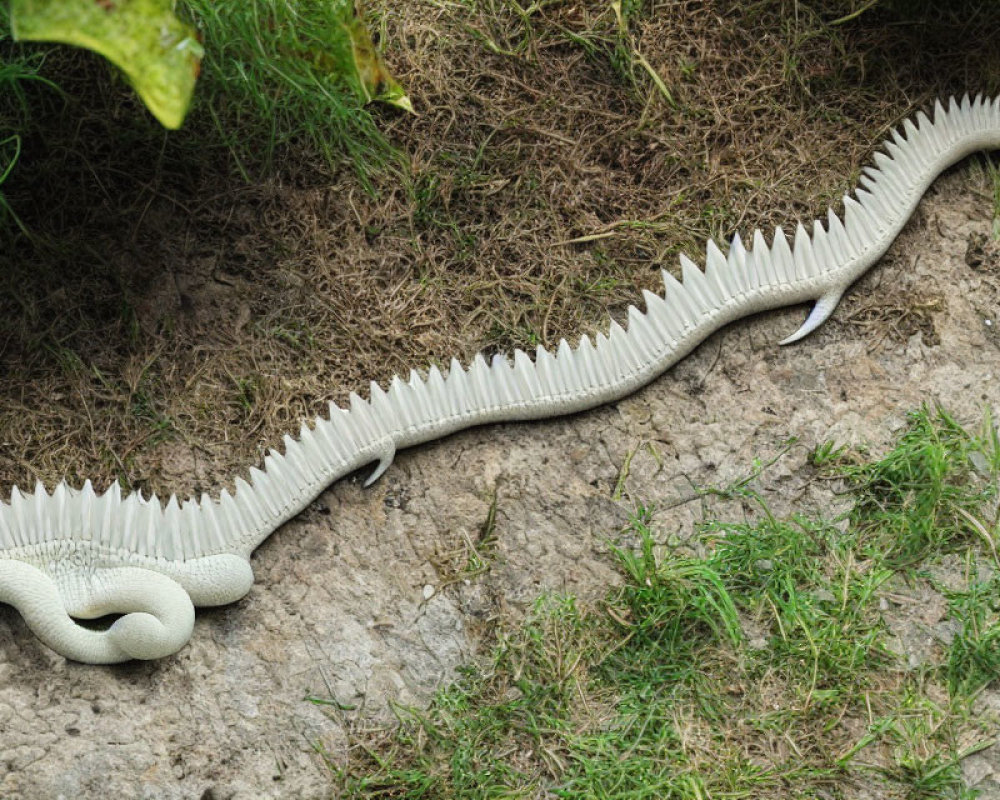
1,1 -> 999,797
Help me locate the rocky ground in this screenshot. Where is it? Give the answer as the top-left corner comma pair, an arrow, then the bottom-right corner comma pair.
1,167 -> 998,798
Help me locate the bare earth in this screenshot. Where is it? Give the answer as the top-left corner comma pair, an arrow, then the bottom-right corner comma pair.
1,163 -> 999,797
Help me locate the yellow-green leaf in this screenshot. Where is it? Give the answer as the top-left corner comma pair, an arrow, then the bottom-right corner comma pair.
10,0 -> 203,129
340,4 -> 412,113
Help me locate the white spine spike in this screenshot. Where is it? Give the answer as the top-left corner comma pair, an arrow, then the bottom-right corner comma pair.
704,239 -> 735,298
512,350 -> 541,399
2,95 -> 999,663
770,227 -> 794,284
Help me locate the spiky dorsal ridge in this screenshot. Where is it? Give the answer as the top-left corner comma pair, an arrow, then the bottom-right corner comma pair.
1,94 -> 998,566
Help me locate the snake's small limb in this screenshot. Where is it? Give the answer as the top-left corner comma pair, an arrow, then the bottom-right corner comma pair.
363,439 -> 397,487
779,288 -> 847,346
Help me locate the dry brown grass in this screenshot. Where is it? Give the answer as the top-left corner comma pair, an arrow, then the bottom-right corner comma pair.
1,0 -> 998,500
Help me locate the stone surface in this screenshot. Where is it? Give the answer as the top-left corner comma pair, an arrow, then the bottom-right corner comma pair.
2,173 -> 999,797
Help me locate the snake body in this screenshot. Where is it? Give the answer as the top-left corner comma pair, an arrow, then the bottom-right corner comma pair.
2,95 -> 999,663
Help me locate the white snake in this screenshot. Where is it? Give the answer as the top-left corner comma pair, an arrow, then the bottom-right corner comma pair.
1,95 -> 998,663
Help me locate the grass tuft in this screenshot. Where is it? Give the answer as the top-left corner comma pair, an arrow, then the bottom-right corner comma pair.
944,567 -> 1000,696
176,0 -> 403,185
0,11 -> 61,231
828,405 -> 999,566
328,407 -> 1000,799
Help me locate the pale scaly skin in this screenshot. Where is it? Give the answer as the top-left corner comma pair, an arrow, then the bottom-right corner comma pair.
1,95 -> 999,664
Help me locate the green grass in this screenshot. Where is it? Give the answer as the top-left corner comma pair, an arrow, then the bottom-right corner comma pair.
979,156 -> 1000,238
944,564 -> 1000,696
0,0 -> 401,229
326,406 -> 1000,799
175,0 -> 402,184
0,5 -> 60,232
826,406 -> 1000,567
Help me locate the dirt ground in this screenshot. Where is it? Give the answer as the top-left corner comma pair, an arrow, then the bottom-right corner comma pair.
1,1 -> 999,797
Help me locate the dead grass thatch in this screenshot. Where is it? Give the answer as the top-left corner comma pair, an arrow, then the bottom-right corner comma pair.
1,0 -> 998,499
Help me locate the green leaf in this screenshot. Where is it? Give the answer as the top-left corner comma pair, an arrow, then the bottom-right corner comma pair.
341,9 -> 412,113
10,0 -> 203,129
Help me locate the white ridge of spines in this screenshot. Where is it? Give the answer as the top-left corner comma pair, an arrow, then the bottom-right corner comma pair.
95,483 -> 112,547
626,305 -> 658,364
408,369 -> 436,424
9,488 -> 24,548
366,381 -> 393,433
902,117 -> 924,158
590,332 -> 610,379
915,109 -> 939,150
592,332 -> 616,381
853,186 -> 885,222
534,345 -> 558,397
566,337 -> 585,391
790,222 -> 812,280
570,335 -> 593,389
464,354 -> 488,410
142,494 -> 160,558
270,446 -> 303,496
513,349 -> 541,399
871,151 -> 904,195
387,375 -> 417,431
439,357 -> 463,417
770,227 -> 794,284
661,267 -> 698,325
641,289 -> 675,348
89,484 -> 105,546
181,500 -> 200,563
79,480 -> 95,543
51,482 -> 67,543
725,235 -> 751,296
826,208 -> 853,262
857,168 -> 887,206
679,253 -> 714,309
699,244 -> 729,300
589,332 -> 613,385
752,229 -> 777,286
32,483 -> 47,546
330,400 -> 361,455
700,240 -> 729,299
218,489 -> 245,543
889,127 -> 917,173
0,495 -> 14,548
489,354 -> 516,408
425,364 -> 449,410
162,496 -> 183,562
253,466 -> 284,519
11,487 -> 29,545
198,494 -> 222,552
2,95 -> 1000,594
278,434 -> 310,486
118,492 -> 137,555
557,338 -> 579,395
843,196 -> 876,247
313,414 -> 343,466
810,218 -> 835,273
488,355 -> 511,408
607,320 -> 639,375
234,476 -> 266,531
294,424 -> 324,477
